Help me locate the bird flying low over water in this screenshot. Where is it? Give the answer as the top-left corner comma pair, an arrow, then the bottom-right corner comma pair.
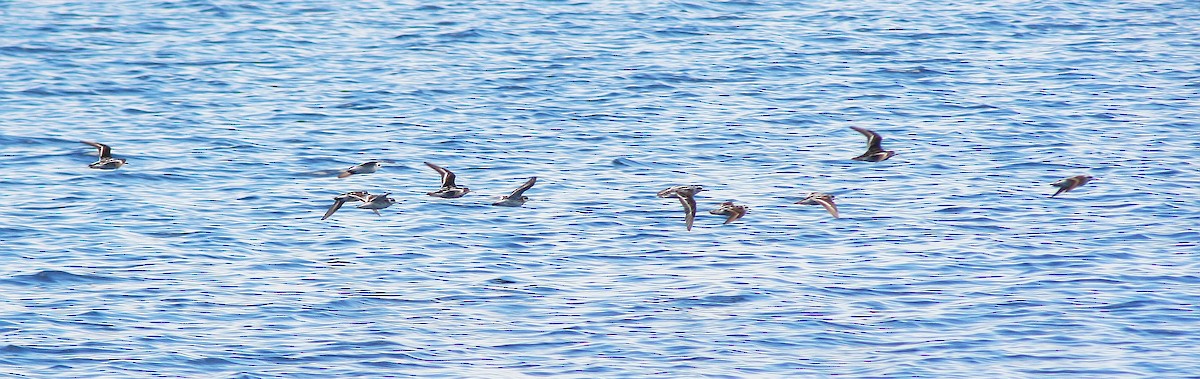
658,185 -> 703,231
322,191 -> 395,219
849,126 -> 895,162
656,185 -> 703,199
424,162 -> 470,198
492,177 -> 537,207
1050,175 -> 1094,197
80,141 -> 126,169
338,161 -> 380,178
795,192 -> 839,218
323,191 -> 367,220
356,192 -> 396,215
709,201 -> 749,224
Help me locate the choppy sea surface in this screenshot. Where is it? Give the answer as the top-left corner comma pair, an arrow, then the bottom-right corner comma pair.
2,1 -> 1199,377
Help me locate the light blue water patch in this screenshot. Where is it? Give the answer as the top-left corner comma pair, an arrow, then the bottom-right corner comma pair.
2,0 -> 1199,377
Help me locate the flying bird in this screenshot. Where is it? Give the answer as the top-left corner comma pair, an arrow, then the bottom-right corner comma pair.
356,192 -> 397,215
337,161 -> 380,178
795,192 -> 839,218
709,201 -> 749,224
656,185 -> 704,199
424,162 -> 470,198
80,141 -> 127,169
849,126 -> 895,162
323,191 -> 368,220
322,191 -> 395,219
1050,175 -> 1095,197
492,177 -> 537,207
658,185 -> 704,231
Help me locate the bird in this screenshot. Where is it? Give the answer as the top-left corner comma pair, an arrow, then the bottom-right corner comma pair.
322,191 -> 370,220
658,185 -> 703,231
424,162 -> 470,198
492,177 -> 537,207
1050,175 -> 1095,197
849,126 -> 895,162
656,185 -> 704,199
337,161 -> 380,178
355,192 -> 397,215
80,141 -> 126,169
709,201 -> 749,224
795,192 -> 839,218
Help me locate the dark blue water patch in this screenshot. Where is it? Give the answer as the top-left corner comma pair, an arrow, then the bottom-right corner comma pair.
329,100 -> 391,110
1121,324 -> 1193,338
433,28 -> 503,41
188,357 -> 239,366
74,25 -> 116,32
673,294 -> 756,307
486,277 -> 519,285
0,44 -> 88,55
18,86 -> 102,96
119,107 -> 162,114
876,66 -> 949,78
1021,367 -> 1140,376
266,112 -> 330,121
492,341 -> 581,352
313,296 -> 430,312
652,27 -> 709,37
1,344 -> 124,356
2,270 -> 122,286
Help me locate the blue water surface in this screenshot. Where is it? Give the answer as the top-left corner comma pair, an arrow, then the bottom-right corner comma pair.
2,0 -> 1199,377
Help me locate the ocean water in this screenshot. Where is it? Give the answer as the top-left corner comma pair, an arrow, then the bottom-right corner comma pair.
2,0 -> 1199,377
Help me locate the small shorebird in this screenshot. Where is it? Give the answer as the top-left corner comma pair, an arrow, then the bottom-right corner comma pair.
1050,175 -> 1094,197
424,162 -> 470,198
356,192 -> 396,215
492,177 -> 537,207
80,141 -> 126,169
323,191 -> 368,220
849,126 -> 895,162
709,201 -> 749,224
795,192 -> 839,218
656,185 -> 704,199
658,185 -> 703,231
322,191 -> 395,219
337,161 -> 380,178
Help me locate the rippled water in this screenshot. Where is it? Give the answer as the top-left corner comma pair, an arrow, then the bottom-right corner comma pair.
2,0 -> 1199,377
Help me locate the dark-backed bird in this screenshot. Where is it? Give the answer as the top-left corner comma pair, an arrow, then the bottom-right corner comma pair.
492,177 -> 537,207
323,191 -> 369,220
658,185 -> 704,231
337,161 -> 380,178
709,201 -> 749,224
849,126 -> 895,162
424,162 -> 470,198
81,141 -> 127,169
795,192 -> 839,218
1050,175 -> 1094,197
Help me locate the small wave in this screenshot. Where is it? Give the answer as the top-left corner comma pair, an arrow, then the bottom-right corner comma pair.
188,357 -> 237,366
435,28 -> 492,40
333,100 -> 390,110
20,87 -> 99,96
491,341 -> 580,352
4,270 -> 120,285
877,67 -> 947,76
487,277 -> 519,284
675,294 -> 755,307
0,45 -> 86,55
610,157 -> 642,167
268,112 -> 330,121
